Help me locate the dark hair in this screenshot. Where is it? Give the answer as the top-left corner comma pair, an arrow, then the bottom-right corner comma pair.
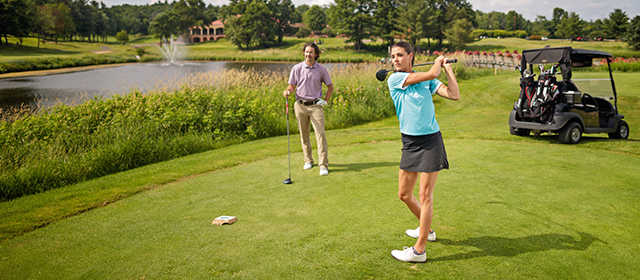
303,42 -> 321,60
391,41 -> 414,66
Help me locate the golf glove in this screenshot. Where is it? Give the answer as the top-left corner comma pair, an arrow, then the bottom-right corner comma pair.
316,99 -> 328,106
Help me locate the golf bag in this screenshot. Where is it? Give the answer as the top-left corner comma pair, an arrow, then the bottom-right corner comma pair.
516,69 -> 536,119
516,65 -> 560,123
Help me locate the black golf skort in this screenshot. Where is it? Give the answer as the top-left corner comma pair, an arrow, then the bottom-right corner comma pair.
399,131 -> 449,173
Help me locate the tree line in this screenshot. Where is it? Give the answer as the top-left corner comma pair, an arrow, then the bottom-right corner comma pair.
1,0 -> 639,50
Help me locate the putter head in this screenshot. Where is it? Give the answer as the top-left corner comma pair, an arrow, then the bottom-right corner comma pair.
375,69 -> 389,81
283,178 -> 292,184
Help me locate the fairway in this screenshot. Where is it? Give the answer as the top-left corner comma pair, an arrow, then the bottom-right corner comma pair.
0,130 -> 638,279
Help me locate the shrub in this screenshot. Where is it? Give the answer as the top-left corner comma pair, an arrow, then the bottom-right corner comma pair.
296,27 -> 311,38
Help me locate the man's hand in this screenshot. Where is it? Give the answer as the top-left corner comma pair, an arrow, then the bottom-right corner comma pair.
316,99 -> 328,106
283,90 -> 290,98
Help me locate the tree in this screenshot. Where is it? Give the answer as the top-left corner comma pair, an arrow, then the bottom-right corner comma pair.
0,0 -> 36,45
587,19 -> 607,39
329,0 -> 373,50
505,10 -> 525,31
373,0 -> 400,46
395,0 -> 428,47
50,2 -> 75,43
605,9 -> 629,40
475,11 -> 506,30
268,0 -> 295,43
90,1 -> 107,43
244,0 -> 274,48
116,29 -> 128,45
556,12 -> 585,40
148,11 -> 179,41
172,0 -> 208,41
443,18 -> 473,48
551,7 -> 568,38
225,0 -> 275,49
72,0 -> 96,41
293,4 -> 309,24
627,16 -> 640,50
531,15 -> 552,37
429,0 -> 475,48
35,4 -> 55,47
304,5 -> 327,35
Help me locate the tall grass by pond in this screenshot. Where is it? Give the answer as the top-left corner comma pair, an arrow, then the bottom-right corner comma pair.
6,63 -> 479,201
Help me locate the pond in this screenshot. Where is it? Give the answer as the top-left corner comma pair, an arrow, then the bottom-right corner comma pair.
0,61 -> 340,113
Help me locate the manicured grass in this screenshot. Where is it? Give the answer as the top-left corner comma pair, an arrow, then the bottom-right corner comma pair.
0,71 -> 638,278
187,37 -> 386,62
0,35 -> 150,62
0,126 -> 638,279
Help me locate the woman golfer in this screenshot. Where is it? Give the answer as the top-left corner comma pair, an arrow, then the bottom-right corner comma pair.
387,42 -> 459,263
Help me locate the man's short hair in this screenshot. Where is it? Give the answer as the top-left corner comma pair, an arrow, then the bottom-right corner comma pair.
303,42 -> 321,60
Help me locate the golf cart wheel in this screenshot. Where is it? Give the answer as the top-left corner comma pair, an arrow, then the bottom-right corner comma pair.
559,121 -> 582,144
608,120 -> 629,139
510,126 -> 530,136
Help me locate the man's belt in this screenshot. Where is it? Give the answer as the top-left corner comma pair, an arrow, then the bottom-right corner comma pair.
297,99 -> 318,106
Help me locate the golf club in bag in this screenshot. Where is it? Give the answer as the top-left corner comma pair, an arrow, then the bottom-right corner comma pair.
375,59 -> 458,81
283,97 -> 293,184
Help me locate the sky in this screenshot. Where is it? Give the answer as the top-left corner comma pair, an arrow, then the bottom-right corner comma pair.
101,0 -> 640,22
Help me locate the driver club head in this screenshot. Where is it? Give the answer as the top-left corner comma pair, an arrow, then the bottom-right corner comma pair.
283,178 -> 292,184
375,69 -> 389,81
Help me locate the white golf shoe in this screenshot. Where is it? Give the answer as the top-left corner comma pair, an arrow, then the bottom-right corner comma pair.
405,227 -> 437,242
319,167 -> 328,176
303,162 -> 313,170
391,246 -> 426,263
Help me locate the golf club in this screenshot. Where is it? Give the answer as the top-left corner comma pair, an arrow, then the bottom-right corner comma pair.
375,59 -> 458,81
283,97 -> 293,184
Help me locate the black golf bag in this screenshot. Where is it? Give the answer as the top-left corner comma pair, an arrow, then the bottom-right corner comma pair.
516,66 -> 560,123
516,69 -> 536,119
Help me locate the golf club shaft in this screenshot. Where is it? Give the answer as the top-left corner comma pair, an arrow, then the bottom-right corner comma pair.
286,98 -> 291,179
386,59 -> 458,73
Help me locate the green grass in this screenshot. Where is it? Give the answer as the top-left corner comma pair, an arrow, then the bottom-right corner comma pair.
188,37 -> 386,62
0,35 -> 152,62
0,71 -> 638,279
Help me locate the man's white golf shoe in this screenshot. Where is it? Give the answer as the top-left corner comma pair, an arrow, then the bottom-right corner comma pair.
319,167 -> 329,176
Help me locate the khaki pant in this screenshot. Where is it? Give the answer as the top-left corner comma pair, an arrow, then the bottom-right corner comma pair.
294,101 -> 328,169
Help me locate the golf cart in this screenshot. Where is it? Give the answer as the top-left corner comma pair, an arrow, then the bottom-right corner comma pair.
509,46 -> 629,144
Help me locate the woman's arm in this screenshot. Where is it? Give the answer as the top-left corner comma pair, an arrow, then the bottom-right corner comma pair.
436,63 -> 460,101
402,56 -> 445,87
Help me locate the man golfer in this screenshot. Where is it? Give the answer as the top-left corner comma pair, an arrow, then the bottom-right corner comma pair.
283,42 -> 333,176
387,42 -> 460,263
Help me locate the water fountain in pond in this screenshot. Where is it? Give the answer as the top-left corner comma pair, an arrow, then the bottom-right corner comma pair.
157,35 -> 186,66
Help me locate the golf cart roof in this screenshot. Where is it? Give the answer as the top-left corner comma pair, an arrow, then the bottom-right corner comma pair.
520,46 -> 613,81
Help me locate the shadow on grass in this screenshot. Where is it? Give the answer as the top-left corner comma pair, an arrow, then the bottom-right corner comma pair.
430,231 -> 599,263
329,162 -> 398,173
